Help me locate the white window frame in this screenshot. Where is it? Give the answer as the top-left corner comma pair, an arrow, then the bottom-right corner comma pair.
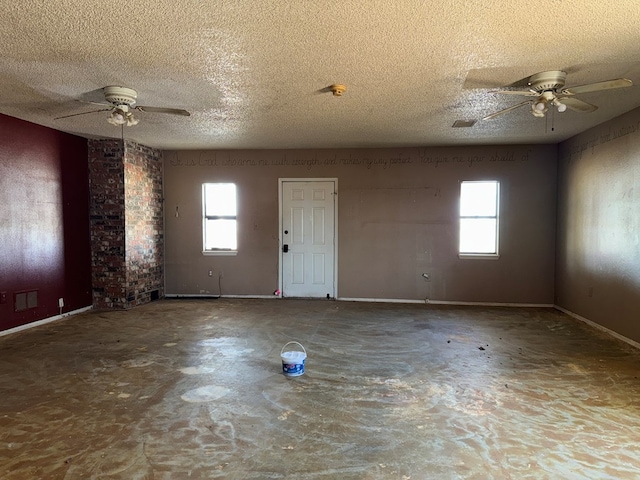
458,180 -> 500,259
202,183 -> 238,256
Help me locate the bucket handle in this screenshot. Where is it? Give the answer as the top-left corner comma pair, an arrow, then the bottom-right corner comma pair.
281,341 -> 306,356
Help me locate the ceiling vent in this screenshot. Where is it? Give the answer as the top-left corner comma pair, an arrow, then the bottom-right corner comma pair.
452,120 -> 476,128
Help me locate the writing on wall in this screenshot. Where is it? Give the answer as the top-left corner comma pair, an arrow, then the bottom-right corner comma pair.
562,120 -> 640,162
167,148 -> 531,170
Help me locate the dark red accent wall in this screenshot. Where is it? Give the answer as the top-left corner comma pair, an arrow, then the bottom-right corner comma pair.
0,114 -> 92,331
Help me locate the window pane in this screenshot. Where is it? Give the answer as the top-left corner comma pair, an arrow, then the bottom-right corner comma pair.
459,218 -> 497,253
204,183 -> 236,216
460,181 -> 497,217
205,219 -> 237,250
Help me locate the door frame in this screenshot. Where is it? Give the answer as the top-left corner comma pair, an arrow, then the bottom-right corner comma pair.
278,178 -> 338,298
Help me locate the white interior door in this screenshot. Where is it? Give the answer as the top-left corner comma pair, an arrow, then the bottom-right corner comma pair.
280,180 -> 336,298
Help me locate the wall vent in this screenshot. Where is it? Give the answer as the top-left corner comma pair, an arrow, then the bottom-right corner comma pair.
15,290 -> 38,311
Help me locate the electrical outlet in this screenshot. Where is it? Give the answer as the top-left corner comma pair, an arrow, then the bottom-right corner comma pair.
58,297 -> 64,308
208,270 -> 213,277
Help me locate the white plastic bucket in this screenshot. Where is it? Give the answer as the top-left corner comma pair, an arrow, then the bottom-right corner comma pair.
281,341 -> 307,377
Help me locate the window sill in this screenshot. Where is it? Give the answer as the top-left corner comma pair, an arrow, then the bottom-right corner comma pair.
458,253 -> 500,260
203,250 -> 237,256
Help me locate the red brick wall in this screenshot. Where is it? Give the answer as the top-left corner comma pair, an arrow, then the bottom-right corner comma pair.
89,139 -> 163,309
89,140 -> 127,309
124,141 -> 164,307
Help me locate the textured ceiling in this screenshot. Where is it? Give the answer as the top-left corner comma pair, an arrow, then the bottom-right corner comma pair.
1,1 -> 640,150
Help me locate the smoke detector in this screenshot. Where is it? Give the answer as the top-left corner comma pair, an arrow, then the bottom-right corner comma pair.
329,84 -> 347,96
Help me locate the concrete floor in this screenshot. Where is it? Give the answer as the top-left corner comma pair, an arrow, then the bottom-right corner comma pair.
1,299 -> 640,479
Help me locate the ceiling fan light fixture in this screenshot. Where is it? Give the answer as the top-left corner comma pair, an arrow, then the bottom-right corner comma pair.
107,108 -> 139,127
534,99 -> 547,111
531,97 -> 548,117
107,110 -> 127,126
555,101 -> 567,113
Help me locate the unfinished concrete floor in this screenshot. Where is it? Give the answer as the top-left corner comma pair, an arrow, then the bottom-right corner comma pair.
1,299 -> 640,479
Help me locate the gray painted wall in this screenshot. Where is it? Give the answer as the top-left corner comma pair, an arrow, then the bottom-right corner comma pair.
164,145 -> 557,304
557,108 -> 640,343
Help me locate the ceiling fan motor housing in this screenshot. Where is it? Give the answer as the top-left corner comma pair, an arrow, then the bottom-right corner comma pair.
104,86 -> 138,106
528,71 -> 567,92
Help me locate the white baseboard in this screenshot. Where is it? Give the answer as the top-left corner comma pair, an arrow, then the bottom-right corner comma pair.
338,297 -> 426,304
218,294 -> 278,299
0,306 -> 93,337
339,297 -> 553,307
427,300 -> 554,307
166,294 -> 554,309
164,294 -> 277,300
554,305 -> 640,351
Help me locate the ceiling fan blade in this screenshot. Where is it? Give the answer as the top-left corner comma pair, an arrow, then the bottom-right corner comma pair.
55,108 -> 112,120
559,97 -> 598,113
492,89 -> 538,96
79,100 -> 111,107
135,106 -> 191,116
561,78 -> 632,95
482,101 -> 532,120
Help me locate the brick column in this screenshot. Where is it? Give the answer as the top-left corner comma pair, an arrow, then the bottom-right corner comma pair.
124,141 -> 164,307
88,139 -> 164,309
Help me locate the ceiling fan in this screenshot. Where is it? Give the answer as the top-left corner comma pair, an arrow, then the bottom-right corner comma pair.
482,70 -> 632,120
55,86 -> 190,126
